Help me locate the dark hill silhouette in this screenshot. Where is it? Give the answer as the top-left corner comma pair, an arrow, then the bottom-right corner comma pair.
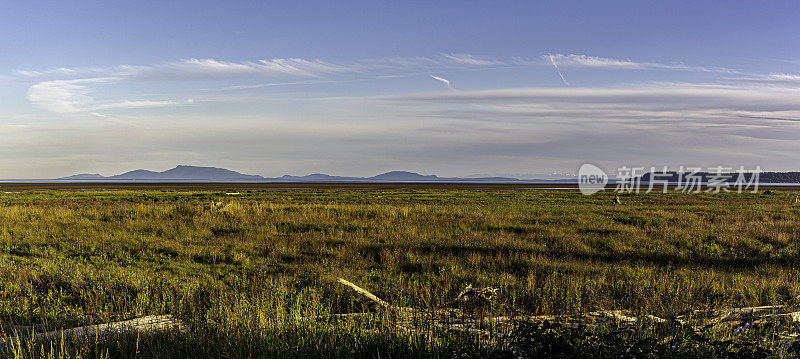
369,171 -> 439,181
59,173 -> 106,180
63,165 -> 265,181
111,165 -> 263,180
110,169 -> 161,180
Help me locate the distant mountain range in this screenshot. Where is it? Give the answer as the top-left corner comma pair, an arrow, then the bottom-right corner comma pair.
49,166 -> 800,184
57,165 -> 569,183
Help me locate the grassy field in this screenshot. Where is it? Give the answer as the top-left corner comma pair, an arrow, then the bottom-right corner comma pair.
1,187 -> 800,357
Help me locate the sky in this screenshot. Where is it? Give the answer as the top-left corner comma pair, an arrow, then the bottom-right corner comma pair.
2,1 -> 800,178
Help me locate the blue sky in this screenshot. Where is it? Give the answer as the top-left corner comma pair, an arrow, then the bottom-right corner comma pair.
2,1 -> 800,178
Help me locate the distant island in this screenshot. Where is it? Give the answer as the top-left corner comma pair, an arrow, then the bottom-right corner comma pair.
56,165 -> 569,183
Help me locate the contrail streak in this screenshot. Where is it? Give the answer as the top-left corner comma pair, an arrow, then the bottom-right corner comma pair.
430,75 -> 454,90
548,53 -> 569,85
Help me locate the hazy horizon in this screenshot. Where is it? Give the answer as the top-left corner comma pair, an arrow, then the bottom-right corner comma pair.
3,1 -> 800,178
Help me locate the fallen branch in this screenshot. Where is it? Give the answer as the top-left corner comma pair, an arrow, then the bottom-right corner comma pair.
1,315 -> 188,344
337,278 -> 392,308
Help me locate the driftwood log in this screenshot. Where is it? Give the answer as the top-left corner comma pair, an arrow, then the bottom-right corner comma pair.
1,315 -> 188,344
337,278 -> 392,308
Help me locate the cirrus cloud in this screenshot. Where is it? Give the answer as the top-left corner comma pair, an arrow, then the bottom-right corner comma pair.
26,78 -> 190,113
27,78 -> 117,113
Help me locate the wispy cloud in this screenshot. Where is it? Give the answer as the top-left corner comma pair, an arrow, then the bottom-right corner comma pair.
17,58 -> 357,81
547,54 -> 569,85
14,67 -> 79,77
545,54 -> 669,70
18,57 -> 359,113
14,53 -> 514,88
439,53 -> 503,66
542,54 -> 739,74
218,80 -> 330,91
27,77 -> 188,113
374,83 -> 800,124
430,75 -> 454,90
511,54 -> 741,74
727,72 -> 800,85
411,84 -> 797,106
27,78 -> 117,113
16,54 -> 508,113
159,58 -> 354,78
92,100 -> 186,110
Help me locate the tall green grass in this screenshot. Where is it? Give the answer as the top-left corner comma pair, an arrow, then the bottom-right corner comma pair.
0,189 -> 798,357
